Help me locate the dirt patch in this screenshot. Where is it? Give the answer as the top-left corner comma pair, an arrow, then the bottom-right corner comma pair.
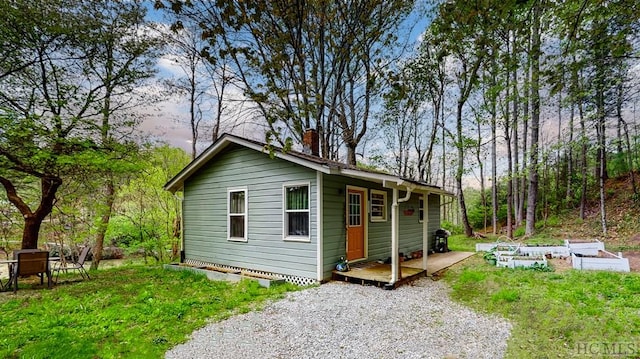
622,251 -> 640,272
548,257 -> 573,272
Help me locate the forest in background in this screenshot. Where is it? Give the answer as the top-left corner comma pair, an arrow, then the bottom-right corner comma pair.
1,0 -> 639,265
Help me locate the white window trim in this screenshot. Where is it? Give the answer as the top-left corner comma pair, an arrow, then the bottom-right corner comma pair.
282,181 -> 311,242
419,195 -> 424,223
370,189 -> 387,222
227,187 -> 248,242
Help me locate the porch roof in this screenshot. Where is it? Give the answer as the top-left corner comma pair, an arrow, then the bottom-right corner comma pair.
164,133 -> 453,196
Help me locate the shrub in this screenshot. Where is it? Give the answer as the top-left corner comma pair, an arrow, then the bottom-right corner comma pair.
441,221 -> 463,235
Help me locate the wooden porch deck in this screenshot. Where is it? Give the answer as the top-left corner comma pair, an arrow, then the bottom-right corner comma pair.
332,251 -> 475,289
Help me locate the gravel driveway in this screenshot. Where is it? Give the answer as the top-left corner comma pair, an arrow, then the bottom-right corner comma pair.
166,278 -> 511,359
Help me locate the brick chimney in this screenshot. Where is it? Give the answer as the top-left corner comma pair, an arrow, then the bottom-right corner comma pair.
302,128 -> 320,156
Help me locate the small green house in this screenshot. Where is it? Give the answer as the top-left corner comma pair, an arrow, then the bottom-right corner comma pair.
164,133 -> 451,286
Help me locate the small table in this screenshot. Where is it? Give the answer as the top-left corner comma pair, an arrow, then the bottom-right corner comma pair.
0,259 -> 17,291
0,257 -> 60,291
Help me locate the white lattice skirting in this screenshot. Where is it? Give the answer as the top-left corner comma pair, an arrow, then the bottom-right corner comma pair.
184,259 -> 318,286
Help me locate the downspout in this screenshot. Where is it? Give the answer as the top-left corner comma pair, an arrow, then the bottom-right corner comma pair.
390,185 -> 413,285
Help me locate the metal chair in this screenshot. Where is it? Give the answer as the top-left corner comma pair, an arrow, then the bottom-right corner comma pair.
10,250 -> 52,292
53,246 -> 91,282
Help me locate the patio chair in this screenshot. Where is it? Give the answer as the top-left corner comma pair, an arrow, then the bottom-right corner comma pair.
10,250 -> 52,293
53,246 -> 91,282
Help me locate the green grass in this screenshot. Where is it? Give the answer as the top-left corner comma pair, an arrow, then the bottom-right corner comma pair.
444,256 -> 640,358
446,234 -> 478,252
0,265 -> 299,358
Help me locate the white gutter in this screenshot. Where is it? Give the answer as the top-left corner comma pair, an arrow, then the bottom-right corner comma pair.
390,184 -> 413,285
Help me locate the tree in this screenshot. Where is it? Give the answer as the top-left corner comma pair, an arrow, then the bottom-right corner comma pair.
376,35 -> 447,182
0,1 -> 157,250
0,1 -> 89,249
111,146 -> 190,262
525,0 -> 542,236
429,1 -> 500,237
553,0 -> 640,235
159,14 -> 235,158
157,0 -> 413,164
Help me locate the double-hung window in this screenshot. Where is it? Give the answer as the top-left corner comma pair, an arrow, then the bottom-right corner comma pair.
283,183 -> 310,241
419,196 -> 424,223
228,187 -> 247,241
370,189 -> 387,222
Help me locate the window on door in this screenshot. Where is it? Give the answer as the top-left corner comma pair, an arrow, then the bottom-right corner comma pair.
284,183 -> 310,241
228,188 -> 247,241
348,192 -> 362,226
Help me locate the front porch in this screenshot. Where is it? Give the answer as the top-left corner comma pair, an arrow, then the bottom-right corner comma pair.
332,251 -> 475,289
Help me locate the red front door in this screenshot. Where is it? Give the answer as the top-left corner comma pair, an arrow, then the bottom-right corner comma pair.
346,188 -> 365,261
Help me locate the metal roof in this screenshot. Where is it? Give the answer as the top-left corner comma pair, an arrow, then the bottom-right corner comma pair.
164,133 -> 453,197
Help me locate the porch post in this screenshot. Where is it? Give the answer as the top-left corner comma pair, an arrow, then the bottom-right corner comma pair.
391,187 -> 399,284
316,171 -> 324,282
422,192 -> 429,272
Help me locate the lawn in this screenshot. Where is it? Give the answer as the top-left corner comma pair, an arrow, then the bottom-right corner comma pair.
444,249 -> 640,357
0,265 -> 298,358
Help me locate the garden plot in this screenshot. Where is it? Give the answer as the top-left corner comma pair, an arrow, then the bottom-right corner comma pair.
496,252 -> 547,269
477,239 -> 630,272
572,250 -> 630,272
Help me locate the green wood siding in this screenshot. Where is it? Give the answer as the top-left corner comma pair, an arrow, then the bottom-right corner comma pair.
428,193 -> 442,249
183,145 -> 317,279
321,175 -> 443,280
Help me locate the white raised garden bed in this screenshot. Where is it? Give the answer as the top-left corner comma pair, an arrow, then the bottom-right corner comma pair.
571,251 -> 630,272
477,239 -> 630,272
476,242 -> 519,252
517,245 -> 570,258
565,239 -> 605,256
496,253 -> 547,269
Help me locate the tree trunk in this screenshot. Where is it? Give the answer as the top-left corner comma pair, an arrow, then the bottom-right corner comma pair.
599,138 -> 607,237
475,119 -> 487,232
579,101 -> 588,220
594,28 -> 607,236
346,142 -> 357,166
22,216 -> 43,250
596,92 -> 607,236
566,102 -> 575,207
456,102 -> 473,237
555,92 -> 562,210
616,84 -> 637,195
491,99 -> 498,235
525,2 -> 541,236
517,35 -> 530,227
0,175 -> 62,249
190,71 -> 197,160
91,180 -> 115,270
442,116 -> 447,221
512,32 -> 520,227
506,128 -> 514,239
503,43 -> 513,239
